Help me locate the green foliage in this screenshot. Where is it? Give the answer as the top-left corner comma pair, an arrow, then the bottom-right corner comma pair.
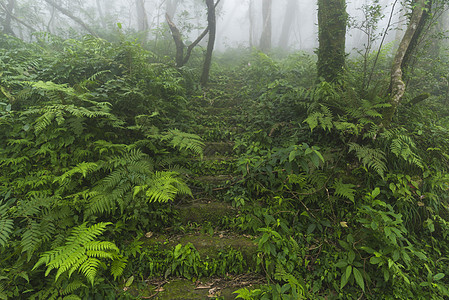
33,222 -> 121,285
348,142 -> 387,178
2,17 -> 449,299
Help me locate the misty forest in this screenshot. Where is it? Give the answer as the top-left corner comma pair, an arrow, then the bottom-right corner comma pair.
2,0 -> 449,299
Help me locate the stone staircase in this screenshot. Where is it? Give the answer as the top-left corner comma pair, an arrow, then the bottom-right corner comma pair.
144,88 -> 263,299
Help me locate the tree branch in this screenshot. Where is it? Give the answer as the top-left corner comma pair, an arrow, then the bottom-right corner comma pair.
43,0 -> 98,37
0,1 -> 36,33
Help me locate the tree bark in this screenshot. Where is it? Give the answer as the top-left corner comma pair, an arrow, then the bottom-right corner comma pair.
166,0 -> 180,19
317,0 -> 347,83
200,0 -> 217,86
0,0 -> 35,34
278,0 -> 297,49
96,0 -> 106,29
165,13 -> 185,67
43,0 -> 99,37
259,0 -> 272,52
401,0 -> 432,72
249,0 -> 254,48
2,0 -> 15,36
135,0 -> 149,42
382,0 -> 426,127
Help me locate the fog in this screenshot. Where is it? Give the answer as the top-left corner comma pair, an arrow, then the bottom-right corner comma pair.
0,0 -> 412,53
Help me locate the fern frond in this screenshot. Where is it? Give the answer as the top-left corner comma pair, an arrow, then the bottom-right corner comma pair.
304,104 -> 333,131
349,143 -> 387,178
140,171 -> 192,203
164,129 -> 205,157
333,179 -> 356,203
61,280 -> 86,295
0,200 -> 13,248
110,256 -> 127,280
54,162 -> 98,186
0,218 -> 13,248
33,222 -> 119,285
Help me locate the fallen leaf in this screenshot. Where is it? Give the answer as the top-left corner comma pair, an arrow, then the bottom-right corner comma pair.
340,221 -> 348,228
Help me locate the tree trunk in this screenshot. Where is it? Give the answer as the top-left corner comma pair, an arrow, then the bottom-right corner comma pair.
165,13 -> 185,67
96,0 -> 106,29
166,0 -> 180,19
135,0 -> 149,41
249,0 -> 254,48
278,0 -> 297,49
200,0 -> 217,86
2,0 -> 16,36
382,0 -> 426,127
317,0 -> 347,82
0,0 -> 35,34
401,0 -> 432,73
259,0 -> 272,52
43,0 -> 99,37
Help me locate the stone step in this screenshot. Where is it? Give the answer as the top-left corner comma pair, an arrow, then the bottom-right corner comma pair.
188,158 -> 237,176
146,274 -> 265,299
176,201 -> 235,226
146,232 -> 258,268
203,142 -> 235,156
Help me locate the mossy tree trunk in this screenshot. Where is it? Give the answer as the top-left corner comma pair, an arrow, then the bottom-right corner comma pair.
317,0 -> 347,83
382,0 -> 427,127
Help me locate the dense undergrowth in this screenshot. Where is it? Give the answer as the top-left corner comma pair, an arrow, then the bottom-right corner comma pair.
2,32 -> 449,299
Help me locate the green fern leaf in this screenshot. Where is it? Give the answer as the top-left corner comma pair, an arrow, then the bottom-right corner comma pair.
33,222 -> 120,285
110,256 -> 127,280
0,218 -> 13,248
349,143 -> 387,178
333,179 -> 356,203
165,129 -> 205,157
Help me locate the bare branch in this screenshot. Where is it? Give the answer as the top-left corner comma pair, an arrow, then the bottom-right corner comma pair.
43,0 -> 98,37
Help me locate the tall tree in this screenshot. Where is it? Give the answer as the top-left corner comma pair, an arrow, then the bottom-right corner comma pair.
166,0 -> 180,19
1,0 -> 16,36
317,0 -> 347,82
135,0 -> 149,38
259,0 -> 272,52
249,0 -> 254,48
200,0 -> 217,86
166,0 -> 220,70
278,0 -> 297,49
96,0 -> 107,29
383,0 -> 429,127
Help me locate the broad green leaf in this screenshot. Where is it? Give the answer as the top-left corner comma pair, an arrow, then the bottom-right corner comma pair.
433,273 -> 445,281
335,260 -> 348,268
345,265 -> 352,282
353,268 -> 365,291
348,251 -> 355,264
371,187 -> 380,199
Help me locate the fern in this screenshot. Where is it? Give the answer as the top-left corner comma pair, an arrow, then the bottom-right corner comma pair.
87,149 -> 191,216
163,129 -> 205,157
348,143 -> 387,178
135,171 -> 192,203
33,222 -> 121,285
304,105 -> 333,131
54,162 -> 99,186
333,179 -> 356,203
390,135 -> 424,169
0,200 -> 13,248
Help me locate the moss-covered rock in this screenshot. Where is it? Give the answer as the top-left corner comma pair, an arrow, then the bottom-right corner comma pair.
177,202 -> 236,226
